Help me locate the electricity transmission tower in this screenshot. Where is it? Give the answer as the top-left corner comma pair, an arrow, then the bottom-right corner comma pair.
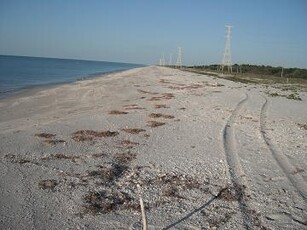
159,54 -> 166,66
162,53 -> 166,66
169,53 -> 172,66
176,47 -> 182,68
220,25 -> 233,73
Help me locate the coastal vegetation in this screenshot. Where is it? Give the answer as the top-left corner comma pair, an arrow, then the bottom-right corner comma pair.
181,64 -> 307,87
190,64 -> 307,79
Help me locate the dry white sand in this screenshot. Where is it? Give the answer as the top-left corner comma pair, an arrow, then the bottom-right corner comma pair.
0,66 -> 306,229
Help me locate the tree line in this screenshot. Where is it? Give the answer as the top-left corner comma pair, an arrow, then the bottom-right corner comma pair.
189,64 -> 307,79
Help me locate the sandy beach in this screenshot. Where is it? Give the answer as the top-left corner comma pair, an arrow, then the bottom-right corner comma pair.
0,66 -> 306,229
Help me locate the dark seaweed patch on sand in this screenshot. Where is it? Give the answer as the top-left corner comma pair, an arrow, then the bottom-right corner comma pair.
147,121 -> 166,127
148,93 -> 175,101
154,104 -> 169,109
42,153 -> 80,162
121,128 -> 146,134
168,83 -> 204,90
34,133 -> 56,138
83,190 -> 139,214
72,130 -> 119,142
38,179 -> 58,190
149,113 -> 174,119
109,110 -> 128,115
42,139 -> 66,145
120,140 -> 139,146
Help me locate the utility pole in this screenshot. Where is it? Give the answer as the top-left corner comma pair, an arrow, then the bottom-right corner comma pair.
220,25 -> 233,73
176,47 -> 182,68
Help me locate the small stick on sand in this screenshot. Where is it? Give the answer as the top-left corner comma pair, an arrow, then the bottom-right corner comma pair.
137,184 -> 147,230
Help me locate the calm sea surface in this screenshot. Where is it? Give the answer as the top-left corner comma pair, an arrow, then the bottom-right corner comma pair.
0,55 -> 143,98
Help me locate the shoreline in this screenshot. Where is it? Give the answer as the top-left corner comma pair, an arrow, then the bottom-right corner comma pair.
0,66 -> 306,229
0,67 -> 144,101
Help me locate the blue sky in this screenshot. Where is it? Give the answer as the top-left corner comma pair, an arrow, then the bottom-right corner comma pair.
0,0 -> 306,68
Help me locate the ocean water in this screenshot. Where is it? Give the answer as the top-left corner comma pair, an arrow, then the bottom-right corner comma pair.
0,55 -> 143,98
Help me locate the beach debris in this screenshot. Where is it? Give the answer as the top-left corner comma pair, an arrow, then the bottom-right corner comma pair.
83,162 -> 128,183
206,211 -> 236,229
72,130 -> 119,142
297,123 -> 307,130
147,121 -> 165,128
83,190 -> 139,215
109,110 -> 128,115
38,179 -> 58,190
168,83 -> 204,90
120,140 -> 139,146
3,154 -> 31,165
114,151 -> 137,164
148,93 -> 175,101
162,186 -> 183,199
148,113 -> 174,119
156,173 -> 202,190
267,91 -> 302,101
154,104 -> 169,109
81,152 -> 140,215
159,79 -> 171,84
217,184 -> 247,202
137,89 -> 158,95
42,153 -> 80,162
34,133 -> 56,138
218,187 -> 238,201
91,153 -> 107,158
42,139 -> 66,145
34,132 -> 66,145
121,128 -> 146,134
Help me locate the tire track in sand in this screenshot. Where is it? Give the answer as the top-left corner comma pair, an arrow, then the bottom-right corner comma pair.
260,96 -> 307,201
222,93 -> 261,229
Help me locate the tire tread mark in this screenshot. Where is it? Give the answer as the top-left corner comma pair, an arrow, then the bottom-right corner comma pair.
222,93 -> 256,229
260,96 -> 307,201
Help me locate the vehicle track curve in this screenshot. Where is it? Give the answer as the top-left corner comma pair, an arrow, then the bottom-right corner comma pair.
260,96 -> 307,201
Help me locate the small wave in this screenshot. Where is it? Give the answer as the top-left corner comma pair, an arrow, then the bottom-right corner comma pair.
0,88 -> 15,94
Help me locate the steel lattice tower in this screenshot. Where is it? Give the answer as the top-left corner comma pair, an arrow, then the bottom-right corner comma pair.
162,53 -> 165,66
159,54 -> 165,66
176,47 -> 182,68
169,53 -> 172,66
220,25 -> 233,73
